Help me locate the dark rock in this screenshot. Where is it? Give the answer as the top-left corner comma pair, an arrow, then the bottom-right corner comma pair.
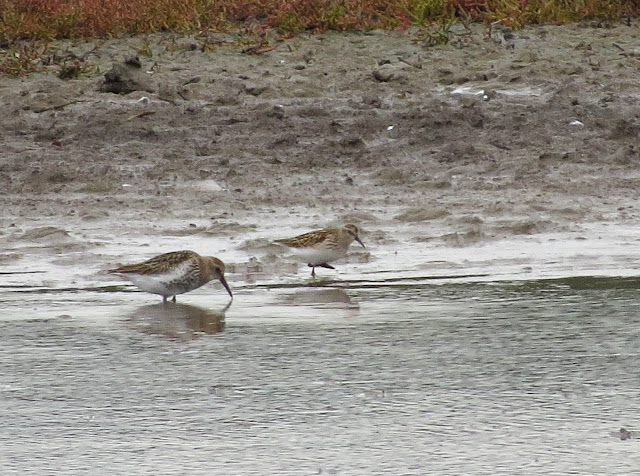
100,61 -> 154,94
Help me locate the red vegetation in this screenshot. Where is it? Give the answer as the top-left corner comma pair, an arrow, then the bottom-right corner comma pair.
1,0 -> 638,43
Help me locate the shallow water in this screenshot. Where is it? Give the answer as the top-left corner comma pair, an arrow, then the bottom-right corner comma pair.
2,263 -> 640,474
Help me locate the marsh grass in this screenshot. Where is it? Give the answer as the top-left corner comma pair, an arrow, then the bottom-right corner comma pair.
1,0 -> 638,76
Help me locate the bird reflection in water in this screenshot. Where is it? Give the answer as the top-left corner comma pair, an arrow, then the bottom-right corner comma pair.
281,288 -> 359,310
127,301 -> 231,340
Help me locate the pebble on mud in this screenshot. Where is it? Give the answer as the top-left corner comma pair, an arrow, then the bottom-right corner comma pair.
371,63 -> 409,83
18,226 -> 71,242
100,60 -> 154,94
395,207 -> 450,222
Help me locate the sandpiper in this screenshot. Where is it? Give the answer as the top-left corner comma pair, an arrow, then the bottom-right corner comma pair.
274,224 -> 365,278
109,250 -> 232,302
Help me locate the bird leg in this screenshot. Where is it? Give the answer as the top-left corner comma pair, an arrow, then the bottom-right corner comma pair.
172,296 -> 176,303
309,262 -> 335,278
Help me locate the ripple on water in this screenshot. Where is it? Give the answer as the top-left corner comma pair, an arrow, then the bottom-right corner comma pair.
2,275 -> 640,474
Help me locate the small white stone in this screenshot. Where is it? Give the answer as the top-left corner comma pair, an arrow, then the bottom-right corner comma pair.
190,179 -> 224,192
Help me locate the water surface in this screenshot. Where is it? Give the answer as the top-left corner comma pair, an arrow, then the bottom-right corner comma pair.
2,270 -> 640,475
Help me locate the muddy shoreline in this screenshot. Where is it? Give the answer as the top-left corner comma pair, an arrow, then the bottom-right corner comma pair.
2,23 -> 640,279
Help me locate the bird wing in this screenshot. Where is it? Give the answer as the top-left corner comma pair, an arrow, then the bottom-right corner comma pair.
275,229 -> 334,248
109,250 -> 198,275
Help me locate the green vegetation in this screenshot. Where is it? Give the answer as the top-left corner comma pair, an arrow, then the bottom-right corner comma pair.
1,0 -> 638,76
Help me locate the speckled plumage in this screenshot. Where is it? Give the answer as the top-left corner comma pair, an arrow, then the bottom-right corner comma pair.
275,224 -> 365,278
109,250 -> 232,302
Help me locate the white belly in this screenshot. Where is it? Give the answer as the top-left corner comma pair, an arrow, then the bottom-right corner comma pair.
126,274 -> 186,296
120,263 -> 201,297
289,247 -> 347,266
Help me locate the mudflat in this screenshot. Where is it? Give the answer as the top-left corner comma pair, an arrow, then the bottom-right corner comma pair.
1,22 -> 640,277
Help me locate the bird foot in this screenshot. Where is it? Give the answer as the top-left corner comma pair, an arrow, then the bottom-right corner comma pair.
316,263 -> 335,270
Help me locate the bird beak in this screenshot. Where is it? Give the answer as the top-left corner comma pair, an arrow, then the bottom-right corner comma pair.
219,275 -> 233,298
355,236 -> 365,248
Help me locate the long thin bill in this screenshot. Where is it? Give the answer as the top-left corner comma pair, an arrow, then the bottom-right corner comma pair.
219,275 -> 233,298
355,236 -> 365,248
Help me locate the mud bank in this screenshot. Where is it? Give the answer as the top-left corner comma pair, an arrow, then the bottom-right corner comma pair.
1,22 -> 640,281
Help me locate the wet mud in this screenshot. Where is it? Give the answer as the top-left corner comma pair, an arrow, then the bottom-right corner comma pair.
1,22 -> 640,283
